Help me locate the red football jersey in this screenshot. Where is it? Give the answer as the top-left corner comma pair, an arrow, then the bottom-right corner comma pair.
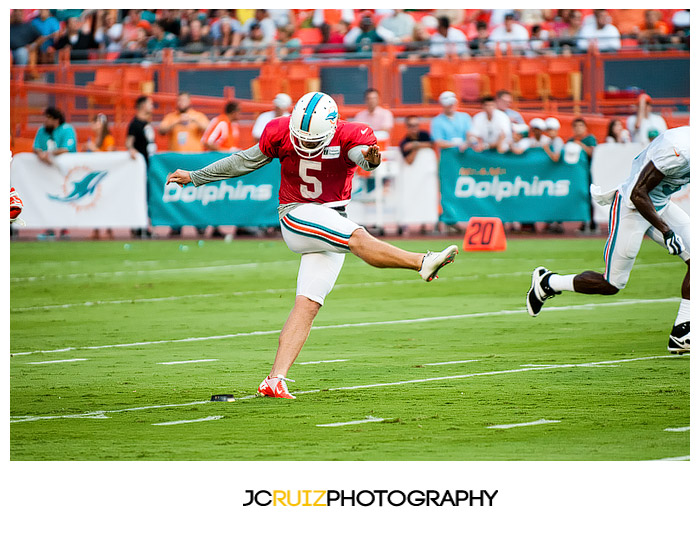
259,116 -> 377,205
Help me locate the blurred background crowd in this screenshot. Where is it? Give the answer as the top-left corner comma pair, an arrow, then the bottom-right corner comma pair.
11,8 -> 691,65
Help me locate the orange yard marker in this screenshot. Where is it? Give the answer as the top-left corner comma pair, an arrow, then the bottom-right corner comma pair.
462,217 -> 507,251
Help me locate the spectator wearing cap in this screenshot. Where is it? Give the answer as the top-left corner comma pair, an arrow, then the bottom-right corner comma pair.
626,93 -> 667,146
577,10 -> 621,52
467,95 -> 512,153
509,122 -> 530,155
487,12 -> 530,53
252,93 -> 292,141
526,118 -> 551,149
542,117 -> 564,162
354,88 -> 394,142
429,16 -> 469,57
239,22 -> 267,57
495,90 -> 524,124
430,91 -> 472,152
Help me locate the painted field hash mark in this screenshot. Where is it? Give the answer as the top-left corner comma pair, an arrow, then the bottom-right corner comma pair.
317,416 -> 386,427
487,419 -> 561,429
158,359 -> 219,365
152,416 -> 224,426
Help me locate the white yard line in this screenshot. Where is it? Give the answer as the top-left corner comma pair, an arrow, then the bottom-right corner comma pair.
298,359 -> 349,365
422,359 -> 480,366
152,415 -> 224,426
10,260 -> 298,283
26,358 -> 89,365
316,416 -> 386,427
10,261 -> 677,312
10,354 -> 675,424
158,359 -> 219,365
10,297 -> 681,357
664,426 -> 690,432
487,419 -> 561,429
652,455 -> 690,461
10,354 -> 678,423
10,400 -> 211,423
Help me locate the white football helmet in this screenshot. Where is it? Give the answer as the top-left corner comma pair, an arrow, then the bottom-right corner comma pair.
289,92 -> 339,159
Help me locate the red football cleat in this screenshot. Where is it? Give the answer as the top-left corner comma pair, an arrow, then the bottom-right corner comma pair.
10,187 -> 23,223
257,374 -> 296,399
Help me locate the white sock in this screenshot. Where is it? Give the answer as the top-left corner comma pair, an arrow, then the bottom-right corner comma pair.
548,274 -> 576,292
675,299 -> 690,326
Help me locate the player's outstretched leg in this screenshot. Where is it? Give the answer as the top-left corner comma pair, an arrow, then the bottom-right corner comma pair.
527,267 -> 620,317
348,228 -> 458,281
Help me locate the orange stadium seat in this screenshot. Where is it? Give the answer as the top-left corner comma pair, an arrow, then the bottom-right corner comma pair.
547,58 -> 581,101
511,59 -> 550,102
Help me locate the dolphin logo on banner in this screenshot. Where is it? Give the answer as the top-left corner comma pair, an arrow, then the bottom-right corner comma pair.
48,171 -> 108,203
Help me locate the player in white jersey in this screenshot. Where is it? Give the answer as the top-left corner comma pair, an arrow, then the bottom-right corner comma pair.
526,126 -> 690,354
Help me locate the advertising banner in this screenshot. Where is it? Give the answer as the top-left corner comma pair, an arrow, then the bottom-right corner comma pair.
438,147 -> 591,224
147,152 -> 281,227
10,151 -> 148,228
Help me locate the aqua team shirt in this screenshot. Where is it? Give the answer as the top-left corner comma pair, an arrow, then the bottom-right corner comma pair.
33,123 -> 78,152
430,112 -> 472,145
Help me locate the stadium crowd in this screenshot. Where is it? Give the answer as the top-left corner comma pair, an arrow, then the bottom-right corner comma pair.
11,8 -> 691,64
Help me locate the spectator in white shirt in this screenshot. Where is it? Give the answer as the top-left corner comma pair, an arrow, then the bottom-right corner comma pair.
488,12 -> 530,53
379,9 -> 415,42
252,93 -> 292,141
526,117 -> 551,148
626,93 -> 667,145
543,117 -> 564,162
241,9 -> 277,44
429,16 -> 469,57
577,9 -> 621,51
468,95 -> 512,153
509,122 -> 530,155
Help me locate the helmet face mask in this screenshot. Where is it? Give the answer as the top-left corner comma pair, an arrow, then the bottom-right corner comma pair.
289,92 -> 339,158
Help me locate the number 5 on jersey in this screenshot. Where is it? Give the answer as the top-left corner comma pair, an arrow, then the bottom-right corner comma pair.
299,160 -> 323,199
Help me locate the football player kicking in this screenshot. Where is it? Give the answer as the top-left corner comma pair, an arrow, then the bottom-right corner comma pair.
526,125 -> 690,354
167,92 -> 458,399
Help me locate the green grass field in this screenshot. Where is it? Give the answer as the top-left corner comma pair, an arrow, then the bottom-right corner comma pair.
10,236 -> 689,460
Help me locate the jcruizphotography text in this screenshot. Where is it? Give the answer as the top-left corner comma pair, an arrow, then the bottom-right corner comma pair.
243,489 -> 498,507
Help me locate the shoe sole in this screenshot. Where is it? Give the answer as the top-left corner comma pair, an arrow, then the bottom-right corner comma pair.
425,247 -> 458,282
526,266 -> 547,317
668,337 -> 690,354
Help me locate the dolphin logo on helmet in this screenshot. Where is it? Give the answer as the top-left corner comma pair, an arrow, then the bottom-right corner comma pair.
289,92 -> 339,159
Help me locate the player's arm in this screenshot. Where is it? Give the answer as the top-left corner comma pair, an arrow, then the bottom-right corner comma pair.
347,145 -> 381,171
630,161 -> 669,233
166,144 -> 272,187
630,160 -> 684,255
